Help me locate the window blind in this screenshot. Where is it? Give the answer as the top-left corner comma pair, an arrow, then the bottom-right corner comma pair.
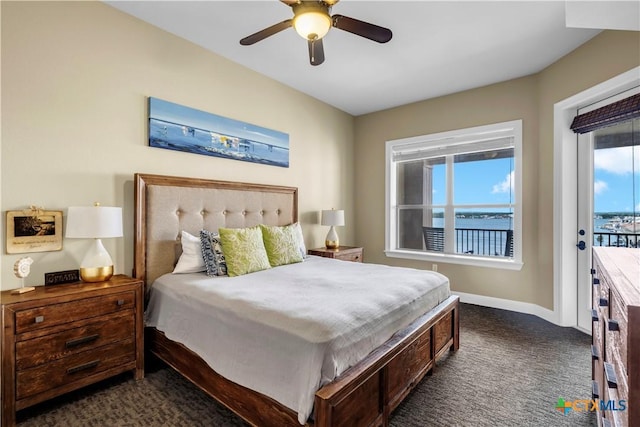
570,93 -> 640,134
392,136 -> 514,163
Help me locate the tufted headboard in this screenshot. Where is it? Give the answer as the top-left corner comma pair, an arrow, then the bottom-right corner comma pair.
134,173 -> 298,289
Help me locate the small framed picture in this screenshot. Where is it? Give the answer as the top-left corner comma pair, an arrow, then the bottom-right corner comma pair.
6,209 -> 63,254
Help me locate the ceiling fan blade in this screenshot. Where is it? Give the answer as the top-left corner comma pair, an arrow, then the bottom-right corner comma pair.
332,14 -> 392,43
240,19 -> 293,45
308,38 -> 325,66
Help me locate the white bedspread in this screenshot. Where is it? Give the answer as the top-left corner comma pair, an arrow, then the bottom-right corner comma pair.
145,256 -> 450,424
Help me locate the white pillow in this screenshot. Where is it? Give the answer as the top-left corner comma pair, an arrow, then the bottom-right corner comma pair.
173,230 -> 206,273
293,222 -> 308,258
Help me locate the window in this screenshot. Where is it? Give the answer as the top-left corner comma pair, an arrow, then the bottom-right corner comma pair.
385,120 -> 523,270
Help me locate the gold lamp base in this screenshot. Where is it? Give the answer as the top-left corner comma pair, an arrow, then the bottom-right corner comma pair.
325,225 -> 340,249
325,240 -> 339,249
80,265 -> 114,283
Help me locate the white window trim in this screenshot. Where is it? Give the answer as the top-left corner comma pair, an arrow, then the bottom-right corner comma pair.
385,120 -> 523,270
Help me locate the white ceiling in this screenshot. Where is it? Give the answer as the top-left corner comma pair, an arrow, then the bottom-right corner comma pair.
106,1 -> 604,116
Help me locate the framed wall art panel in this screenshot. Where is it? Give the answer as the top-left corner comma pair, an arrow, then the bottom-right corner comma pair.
148,97 -> 290,168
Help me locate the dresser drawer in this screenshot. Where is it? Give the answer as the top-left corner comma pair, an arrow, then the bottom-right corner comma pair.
16,338 -> 135,400
597,279 -> 611,319
16,312 -> 134,370
593,270 -> 607,312
608,289 -> 628,373
15,291 -> 135,334
602,377 -> 627,427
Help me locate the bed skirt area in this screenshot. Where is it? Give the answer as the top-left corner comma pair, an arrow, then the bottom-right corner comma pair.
146,294 -> 459,427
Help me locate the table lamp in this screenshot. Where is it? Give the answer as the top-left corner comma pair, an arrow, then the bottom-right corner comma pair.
321,209 -> 344,249
66,204 -> 123,282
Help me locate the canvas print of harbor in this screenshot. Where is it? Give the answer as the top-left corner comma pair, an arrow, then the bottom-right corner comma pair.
148,97 -> 289,168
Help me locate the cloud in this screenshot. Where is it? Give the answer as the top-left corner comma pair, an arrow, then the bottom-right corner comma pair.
593,180 -> 608,195
492,171 -> 514,194
594,146 -> 640,175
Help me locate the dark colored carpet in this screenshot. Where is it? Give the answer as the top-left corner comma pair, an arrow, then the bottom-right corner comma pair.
17,303 -> 595,426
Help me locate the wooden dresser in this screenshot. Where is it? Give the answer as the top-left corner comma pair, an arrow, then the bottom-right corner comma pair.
592,247 -> 640,427
1,275 -> 144,426
307,246 -> 364,263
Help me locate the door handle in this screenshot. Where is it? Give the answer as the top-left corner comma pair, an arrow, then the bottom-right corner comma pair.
576,241 -> 586,250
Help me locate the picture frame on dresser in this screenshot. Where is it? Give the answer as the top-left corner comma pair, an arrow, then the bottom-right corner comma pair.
6,209 -> 63,254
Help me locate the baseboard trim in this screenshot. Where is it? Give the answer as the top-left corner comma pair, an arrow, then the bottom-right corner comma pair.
455,291 -> 558,325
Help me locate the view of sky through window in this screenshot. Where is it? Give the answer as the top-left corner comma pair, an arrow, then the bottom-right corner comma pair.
594,144 -> 640,214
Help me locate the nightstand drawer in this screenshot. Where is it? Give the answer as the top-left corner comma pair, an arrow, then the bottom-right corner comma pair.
308,246 -> 364,263
336,252 -> 362,262
15,291 -> 135,334
16,338 -> 135,400
16,312 -> 134,370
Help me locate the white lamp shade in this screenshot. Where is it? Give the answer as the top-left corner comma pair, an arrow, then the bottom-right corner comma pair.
321,209 -> 345,227
66,206 -> 123,238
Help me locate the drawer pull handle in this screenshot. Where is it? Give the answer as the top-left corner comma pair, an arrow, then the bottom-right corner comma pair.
591,309 -> 598,322
66,359 -> 100,375
591,345 -> 599,361
34,315 -> 44,324
608,320 -> 620,331
65,334 -> 99,348
591,268 -> 596,275
604,362 -> 617,389
592,380 -> 599,399
593,278 -> 600,285
117,299 -> 125,306
599,298 -> 608,307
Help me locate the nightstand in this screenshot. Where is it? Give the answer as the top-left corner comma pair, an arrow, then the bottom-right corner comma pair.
1,275 -> 144,426
308,246 -> 364,263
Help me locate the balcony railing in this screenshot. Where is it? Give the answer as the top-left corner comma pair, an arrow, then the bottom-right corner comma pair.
421,228 -> 638,259
593,232 -> 639,248
422,227 -> 513,257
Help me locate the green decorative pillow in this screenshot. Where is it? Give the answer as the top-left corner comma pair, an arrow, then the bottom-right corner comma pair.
218,226 -> 271,277
260,224 -> 304,267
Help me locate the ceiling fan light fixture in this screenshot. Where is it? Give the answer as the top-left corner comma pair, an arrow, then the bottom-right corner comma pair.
293,11 -> 331,40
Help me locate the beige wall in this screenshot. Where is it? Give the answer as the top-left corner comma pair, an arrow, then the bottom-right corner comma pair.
354,30 -> 639,310
0,2 -> 354,290
2,2 -> 638,309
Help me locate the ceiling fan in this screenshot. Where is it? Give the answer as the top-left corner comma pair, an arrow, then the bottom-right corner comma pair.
239,0 -> 392,66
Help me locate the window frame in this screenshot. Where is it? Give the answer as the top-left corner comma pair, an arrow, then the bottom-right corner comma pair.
385,120 -> 524,270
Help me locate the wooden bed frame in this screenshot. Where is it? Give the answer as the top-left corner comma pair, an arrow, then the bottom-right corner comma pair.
134,173 -> 459,427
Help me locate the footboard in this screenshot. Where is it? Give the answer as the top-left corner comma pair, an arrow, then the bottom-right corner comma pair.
314,295 -> 459,427
146,294 -> 459,427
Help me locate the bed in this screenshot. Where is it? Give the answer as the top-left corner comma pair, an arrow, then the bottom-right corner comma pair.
134,173 -> 459,427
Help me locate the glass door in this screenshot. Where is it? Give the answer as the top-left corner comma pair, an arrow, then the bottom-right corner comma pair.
577,116 -> 639,332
